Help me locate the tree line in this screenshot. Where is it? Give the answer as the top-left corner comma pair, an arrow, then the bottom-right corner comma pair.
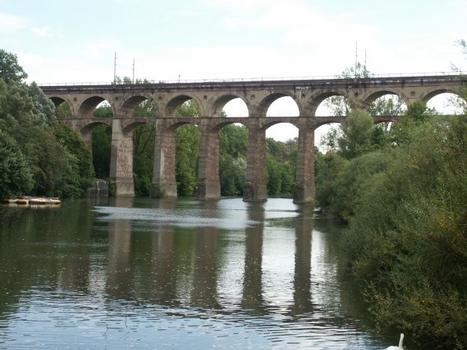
0,50 -> 93,199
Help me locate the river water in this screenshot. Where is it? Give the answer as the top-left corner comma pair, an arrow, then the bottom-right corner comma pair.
0,198 -> 388,349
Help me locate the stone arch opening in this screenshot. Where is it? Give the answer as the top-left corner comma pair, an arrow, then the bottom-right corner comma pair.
218,96 -> 250,118
264,122 -> 299,198
79,96 -> 113,118
259,94 -> 301,117
81,121 -> 112,179
424,91 -> 466,115
173,122 -> 201,197
166,95 -> 201,116
314,122 -> 342,153
365,91 -> 408,116
217,122 -> 248,196
50,96 -> 73,117
130,120 -> 155,196
121,95 -> 158,117
313,94 -> 350,150
314,93 -> 351,117
265,96 -> 300,142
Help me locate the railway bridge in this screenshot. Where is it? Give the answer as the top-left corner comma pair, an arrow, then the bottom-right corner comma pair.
40,74 -> 465,202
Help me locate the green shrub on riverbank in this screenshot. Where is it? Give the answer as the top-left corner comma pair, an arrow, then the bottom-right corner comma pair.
316,103 -> 467,349
344,117 -> 466,349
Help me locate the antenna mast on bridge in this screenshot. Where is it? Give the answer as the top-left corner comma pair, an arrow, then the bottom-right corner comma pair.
113,52 -> 117,83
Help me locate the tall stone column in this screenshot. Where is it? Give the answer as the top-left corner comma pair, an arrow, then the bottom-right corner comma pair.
243,123 -> 267,202
152,120 -> 177,198
109,118 -> 134,197
197,120 -> 220,200
294,121 -> 315,204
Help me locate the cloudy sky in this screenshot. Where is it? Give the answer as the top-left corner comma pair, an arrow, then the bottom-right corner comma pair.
1,0 -> 465,141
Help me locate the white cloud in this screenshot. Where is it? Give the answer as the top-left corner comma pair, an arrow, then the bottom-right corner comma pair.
0,12 -> 26,33
31,26 -> 50,38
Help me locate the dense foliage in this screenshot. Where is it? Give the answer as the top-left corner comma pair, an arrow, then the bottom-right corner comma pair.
0,50 -> 93,199
315,100 -> 467,348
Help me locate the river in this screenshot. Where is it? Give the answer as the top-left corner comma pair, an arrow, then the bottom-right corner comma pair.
0,198 -> 389,349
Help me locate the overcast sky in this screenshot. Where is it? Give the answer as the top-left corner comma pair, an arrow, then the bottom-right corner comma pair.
1,0 -> 465,141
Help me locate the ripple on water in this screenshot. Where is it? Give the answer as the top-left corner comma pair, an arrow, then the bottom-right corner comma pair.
0,198 -> 387,349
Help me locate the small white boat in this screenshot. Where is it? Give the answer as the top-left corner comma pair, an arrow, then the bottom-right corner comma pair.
2,197 -> 61,207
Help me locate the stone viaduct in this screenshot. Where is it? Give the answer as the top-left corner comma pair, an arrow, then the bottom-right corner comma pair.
40,74 -> 465,203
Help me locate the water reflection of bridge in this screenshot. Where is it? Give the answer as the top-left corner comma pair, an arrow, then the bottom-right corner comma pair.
105,199 -> 314,314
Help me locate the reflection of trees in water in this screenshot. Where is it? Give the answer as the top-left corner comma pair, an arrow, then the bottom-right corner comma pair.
241,203 -> 265,311
191,227 -> 219,308
291,205 -> 313,315
151,225 -> 177,303
102,200 -> 314,315
106,197 -> 133,299
0,201 -> 94,317
191,201 -> 220,308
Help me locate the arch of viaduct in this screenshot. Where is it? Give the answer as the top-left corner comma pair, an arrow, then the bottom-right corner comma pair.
40,74 -> 465,203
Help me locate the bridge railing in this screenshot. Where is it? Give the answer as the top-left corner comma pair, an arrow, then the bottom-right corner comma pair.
38,71 -> 467,87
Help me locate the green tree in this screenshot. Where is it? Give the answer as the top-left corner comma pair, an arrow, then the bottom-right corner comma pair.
338,109 -> 374,159
0,50 -> 94,198
342,117 -> 467,349
29,82 -> 57,125
0,50 -> 27,84
265,137 -> 297,196
0,130 -> 33,198
175,100 -> 200,196
92,106 -> 113,178
54,124 -> 94,196
132,100 -> 157,195
219,124 -> 248,196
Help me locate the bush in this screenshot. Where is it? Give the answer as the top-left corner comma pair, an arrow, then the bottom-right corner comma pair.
343,118 -> 467,349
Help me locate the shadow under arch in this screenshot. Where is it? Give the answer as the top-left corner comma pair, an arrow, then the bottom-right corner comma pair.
80,120 -> 112,137
121,95 -> 158,117
78,96 -> 113,118
50,96 -> 74,117
165,94 -> 203,116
